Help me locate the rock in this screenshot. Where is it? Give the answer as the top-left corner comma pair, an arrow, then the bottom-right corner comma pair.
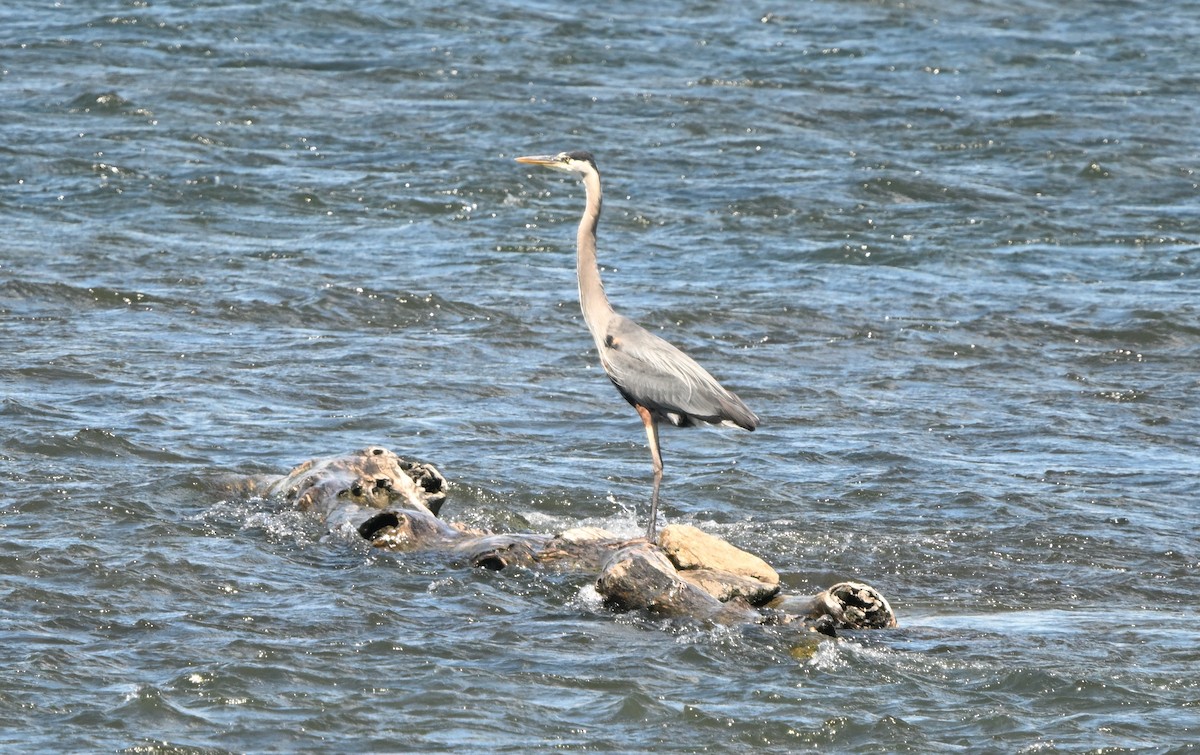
657,524 -> 779,586
595,545 -> 759,625
655,523 -> 780,605
227,448 -> 896,633
677,568 -> 779,606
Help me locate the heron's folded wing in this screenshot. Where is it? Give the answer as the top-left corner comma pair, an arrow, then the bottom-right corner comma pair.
601,316 -> 757,429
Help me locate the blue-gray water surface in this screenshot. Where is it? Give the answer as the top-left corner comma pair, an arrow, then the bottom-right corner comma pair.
2,1 -> 1198,752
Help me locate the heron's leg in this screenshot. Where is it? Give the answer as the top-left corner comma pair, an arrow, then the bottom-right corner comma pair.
635,406 -> 664,540
635,405 -> 664,474
646,472 -> 662,542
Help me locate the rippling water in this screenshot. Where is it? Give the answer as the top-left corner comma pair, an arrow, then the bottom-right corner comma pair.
3,1 -> 1198,751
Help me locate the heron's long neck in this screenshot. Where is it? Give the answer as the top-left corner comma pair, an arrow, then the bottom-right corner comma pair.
576,168 -> 613,344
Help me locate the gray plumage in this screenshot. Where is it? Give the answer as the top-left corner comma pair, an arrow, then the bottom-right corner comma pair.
600,313 -> 758,431
516,150 -> 758,538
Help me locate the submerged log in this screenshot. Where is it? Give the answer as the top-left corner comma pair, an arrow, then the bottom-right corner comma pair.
232,447 -> 896,633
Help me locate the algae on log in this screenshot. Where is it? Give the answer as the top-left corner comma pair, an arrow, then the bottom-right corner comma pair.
231,447 -> 896,633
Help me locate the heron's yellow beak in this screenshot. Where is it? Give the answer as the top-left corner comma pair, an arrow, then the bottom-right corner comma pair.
515,155 -> 558,166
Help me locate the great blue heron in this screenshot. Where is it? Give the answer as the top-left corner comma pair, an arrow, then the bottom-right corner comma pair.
515,150 -> 759,540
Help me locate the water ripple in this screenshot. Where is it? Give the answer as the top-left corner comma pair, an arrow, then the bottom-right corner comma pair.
2,0 -> 1199,751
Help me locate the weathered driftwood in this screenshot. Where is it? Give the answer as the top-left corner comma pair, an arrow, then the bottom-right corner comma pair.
232,447 -> 896,634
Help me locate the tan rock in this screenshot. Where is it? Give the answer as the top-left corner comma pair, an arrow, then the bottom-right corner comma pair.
657,524 -> 779,586
677,567 -> 779,605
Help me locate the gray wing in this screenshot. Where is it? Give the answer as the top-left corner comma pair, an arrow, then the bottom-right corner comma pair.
598,314 -> 758,430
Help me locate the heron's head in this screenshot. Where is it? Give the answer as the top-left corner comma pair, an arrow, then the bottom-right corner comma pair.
515,150 -> 597,176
